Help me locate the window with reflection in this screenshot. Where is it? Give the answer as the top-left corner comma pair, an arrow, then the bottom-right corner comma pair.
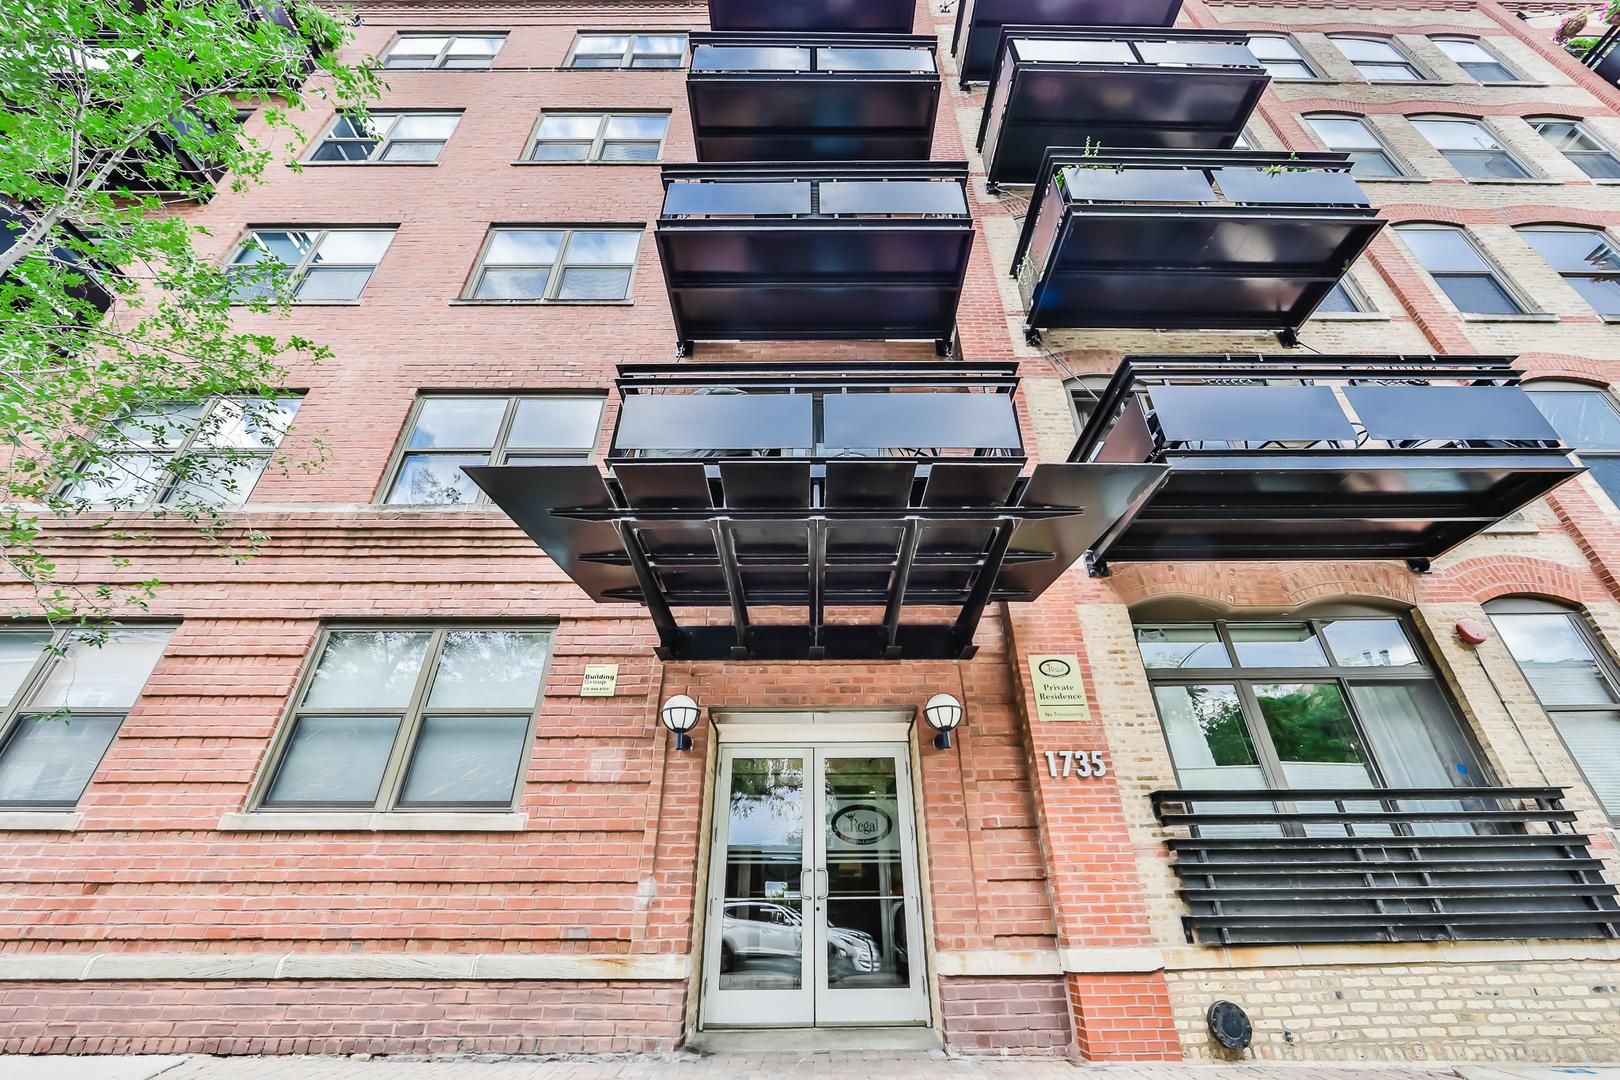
1137,613 -> 1489,815
1409,118 -> 1533,180
1517,227 -> 1620,316
256,627 -> 553,811
1244,35 -> 1318,79
1395,225 -> 1528,314
1330,36 -> 1426,80
1306,116 -> 1404,177
0,628 -> 174,808
1486,598 -> 1620,819
568,33 -> 687,68
1523,380 -> 1620,507
383,394 -> 605,505
1530,119 -> 1620,180
1431,38 -> 1521,82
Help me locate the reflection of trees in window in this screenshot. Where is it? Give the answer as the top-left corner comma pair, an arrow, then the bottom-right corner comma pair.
1185,684 -> 1255,765
729,757 -> 805,833
1254,683 -> 1365,763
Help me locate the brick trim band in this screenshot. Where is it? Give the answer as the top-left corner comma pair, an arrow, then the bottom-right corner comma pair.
0,952 -> 690,982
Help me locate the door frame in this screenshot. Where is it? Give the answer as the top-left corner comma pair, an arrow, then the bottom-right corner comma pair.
692,709 -> 937,1030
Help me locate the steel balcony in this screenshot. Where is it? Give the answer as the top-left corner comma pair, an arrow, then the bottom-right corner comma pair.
1,202 -> 115,317
952,0 -> 1182,83
708,0 -> 915,34
978,28 -> 1268,186
688,32 -> 941,162
1012,149 -> 1386,333
1073,354 -> 1586,567
655,162 -> 975,346
466,362 -> 1168,662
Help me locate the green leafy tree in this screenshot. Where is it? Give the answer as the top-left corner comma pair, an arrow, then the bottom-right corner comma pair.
0,0 -> 381,623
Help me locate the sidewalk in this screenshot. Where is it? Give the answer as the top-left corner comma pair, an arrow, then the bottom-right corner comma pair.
7,1053 -> 1620,1080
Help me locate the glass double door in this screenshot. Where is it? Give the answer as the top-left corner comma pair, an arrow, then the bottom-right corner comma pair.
702,744 -> 928,1027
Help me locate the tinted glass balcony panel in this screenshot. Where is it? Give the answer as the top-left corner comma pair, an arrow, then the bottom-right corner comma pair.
953,0 -> 1183,82
1014,150 -> 1384,331
1073,355 -> 1584,566
688,33 -> 941,162
615,394 -> 815,452
822,393 -> 1022,450
979,31 -> 1268,185
709,0 -> 915,33
657,164 -> 973,343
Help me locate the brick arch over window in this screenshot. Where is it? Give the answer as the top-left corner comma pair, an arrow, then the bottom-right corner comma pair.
1504,207 -> 1620,229
1105,562 -> 1416,609
1516,352 -> 1610,383
1424,555 -> 1606,606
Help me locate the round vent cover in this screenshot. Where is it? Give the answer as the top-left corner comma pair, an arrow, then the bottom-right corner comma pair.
1207,1000 -> 1253,1049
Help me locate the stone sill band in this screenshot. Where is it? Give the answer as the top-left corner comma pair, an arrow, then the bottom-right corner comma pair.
216,812 -> 529,832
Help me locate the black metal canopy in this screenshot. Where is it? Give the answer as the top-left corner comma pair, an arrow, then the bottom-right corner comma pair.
655,162 -> 974,347
952,0 -> 1182,83
688,32 -> 941,161
1073,354 -> 1585,568
708,0 -> 915,34
467,362 -> 1169,661
1012,149 -> 1386,332
978,28 -> 1269,186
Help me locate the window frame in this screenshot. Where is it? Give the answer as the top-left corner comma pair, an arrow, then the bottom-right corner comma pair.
1484,597 -> 1620,821
1522,378 -> 1620,506
226,227 -> 397,305
1314,272 -> 1375,314
564,31 -> 689,69
378,392 -> 607,506
1243,34 -> 1324,81
1394,223 -> 1537,315
460,224 -> 645,304
0,626 -> 176,810
1407,115 -> 1540,181
1528,117 -> 1620,181
305,111 -> 464,164
63,395 -> 304,509
247,623 -> 557,814
1138,614 -> 1493,795
381,33 -> 508,70
1328,35 -> 1431,82
1430,36 -> 1525,84
524,110 -> 672,163
1516,225 -> 1620,318
1304,113 -> 1413,178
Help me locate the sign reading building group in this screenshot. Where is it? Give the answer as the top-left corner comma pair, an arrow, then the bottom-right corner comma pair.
580,664 -> 619,697
1028,654 -> 1090,722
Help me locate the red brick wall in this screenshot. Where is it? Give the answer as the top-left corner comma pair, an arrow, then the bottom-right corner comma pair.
937,975 -> 1071,1055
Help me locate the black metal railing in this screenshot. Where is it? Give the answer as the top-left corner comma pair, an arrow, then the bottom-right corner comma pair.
1581,24 -> 1620,87
1151,787 -> 1620,946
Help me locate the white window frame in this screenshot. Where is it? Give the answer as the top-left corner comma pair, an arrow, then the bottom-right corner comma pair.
226,227 -> 397,304
565,32 -> 689,69
1304,114 -> 1413,178
381,33 -> 508,70
1243,34 -> 1323,80
1394,224 -> 1536,316
1516,226 -> 1620,318
1528,118 -> 1620,181
1407,116 -> 1540,181
461,225 -> 644,304
1430,37 -> 1525,84
306,112 -> 463,164
1314,273 -> 1375,315
524,111 -> 671,163
1329,35 -> 1431,82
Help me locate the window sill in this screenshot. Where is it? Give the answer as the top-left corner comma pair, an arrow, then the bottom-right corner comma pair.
509,160 -> 664,166
1367,79 -> 1452,85
1480,81 -> 1545,87
1462,178 -> 1562,185
1309,311 -> 1391,321
1459,313 -> 1559,322
1271,78 -> 1340,85
218,811 -> 528,832
228,300 -> 364,307
1357,176 -> 1431,183
0,811 -> 82,831
1592,178 -> 1620,185
1602,314 -> 1620,324
295,160 -> 441,167
447,299 -> 635,306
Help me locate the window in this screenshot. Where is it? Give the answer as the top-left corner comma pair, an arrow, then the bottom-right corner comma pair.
528,113 -> 670,162
1409,118 -> 1532,179
384,395 -> 605,505
308,113 -> 462,163
465,227 -> 642,302
0,629 -> 173,808
227,229 -> 396,302
1486,598 -> 1620,819
1138,615 -> 1488,816
1518,227 -> 1620,316
1530,119 -> 1620,180
1432,38 -> 1521,82
66,397 -> 302,508
255,628 -> 552,811
567,34 -> 687,68
1244,35 -> 1317,79
1523,380 -> 1620,505
1331,36 -> 1426,80
1305,115 -> 1404,177
382,34 -> 506,69
1395,225 -> 1527,314
1315,276 -> 1371,313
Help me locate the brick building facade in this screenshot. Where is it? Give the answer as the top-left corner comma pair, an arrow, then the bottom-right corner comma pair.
3,0 -> 1620,1064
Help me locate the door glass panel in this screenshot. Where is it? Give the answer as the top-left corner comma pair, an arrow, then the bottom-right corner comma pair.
1254,682 -> 1379,835
1154,684 -> 1275,836
824,757 -> 907,989
1350,680 -> 1481,835
720,757 -> 805,990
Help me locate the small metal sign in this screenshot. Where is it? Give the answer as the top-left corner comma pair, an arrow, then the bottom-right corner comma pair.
581,664 -> 619,697
1029,654 -> 1090,722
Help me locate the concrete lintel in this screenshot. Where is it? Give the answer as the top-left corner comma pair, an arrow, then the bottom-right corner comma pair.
1056,946 -> 1166,974
0,951 -> 690,982
216,812 -> 529,832
1160,937 -> 1620,972
0,812 -> 83,832
934,949 -> 1063,976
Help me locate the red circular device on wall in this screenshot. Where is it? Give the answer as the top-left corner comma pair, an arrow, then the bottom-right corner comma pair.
1456,618 -> 1491,645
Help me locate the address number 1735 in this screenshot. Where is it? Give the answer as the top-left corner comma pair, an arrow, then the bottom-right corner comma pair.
1043,750 -> 1107,778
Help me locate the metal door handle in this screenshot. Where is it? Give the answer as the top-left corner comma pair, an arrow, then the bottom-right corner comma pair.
816,868 -> 829,901
800,867 -> 812,899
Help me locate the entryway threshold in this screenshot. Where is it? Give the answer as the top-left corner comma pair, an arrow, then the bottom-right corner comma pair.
686,1026 -> 944,1053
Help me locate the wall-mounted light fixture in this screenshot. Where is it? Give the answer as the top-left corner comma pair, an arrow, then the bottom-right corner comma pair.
659,694 -> 701,751
923,693 -> 963,750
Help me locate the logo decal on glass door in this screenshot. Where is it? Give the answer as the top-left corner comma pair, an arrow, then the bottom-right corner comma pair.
831,805 -> 893,846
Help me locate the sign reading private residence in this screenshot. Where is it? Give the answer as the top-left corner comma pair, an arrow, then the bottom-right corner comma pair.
581,664 -> 619,697
1029,655 -> 1089,722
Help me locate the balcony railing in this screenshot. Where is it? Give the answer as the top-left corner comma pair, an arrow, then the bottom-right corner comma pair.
655,163 -> 974,347
1013,149 -> 1385,333
467,362 -> 1168,661
978,29 -> 1267,186
1072,354 -> 1584,569
688,33 -> 941,162
1151,787 -> 1620,946
952,0 -> 1183,84
708,0 -> 915,34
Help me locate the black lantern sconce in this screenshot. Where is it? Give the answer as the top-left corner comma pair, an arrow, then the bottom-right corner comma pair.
660,694 -> 701,751
923,693 -> 963,750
